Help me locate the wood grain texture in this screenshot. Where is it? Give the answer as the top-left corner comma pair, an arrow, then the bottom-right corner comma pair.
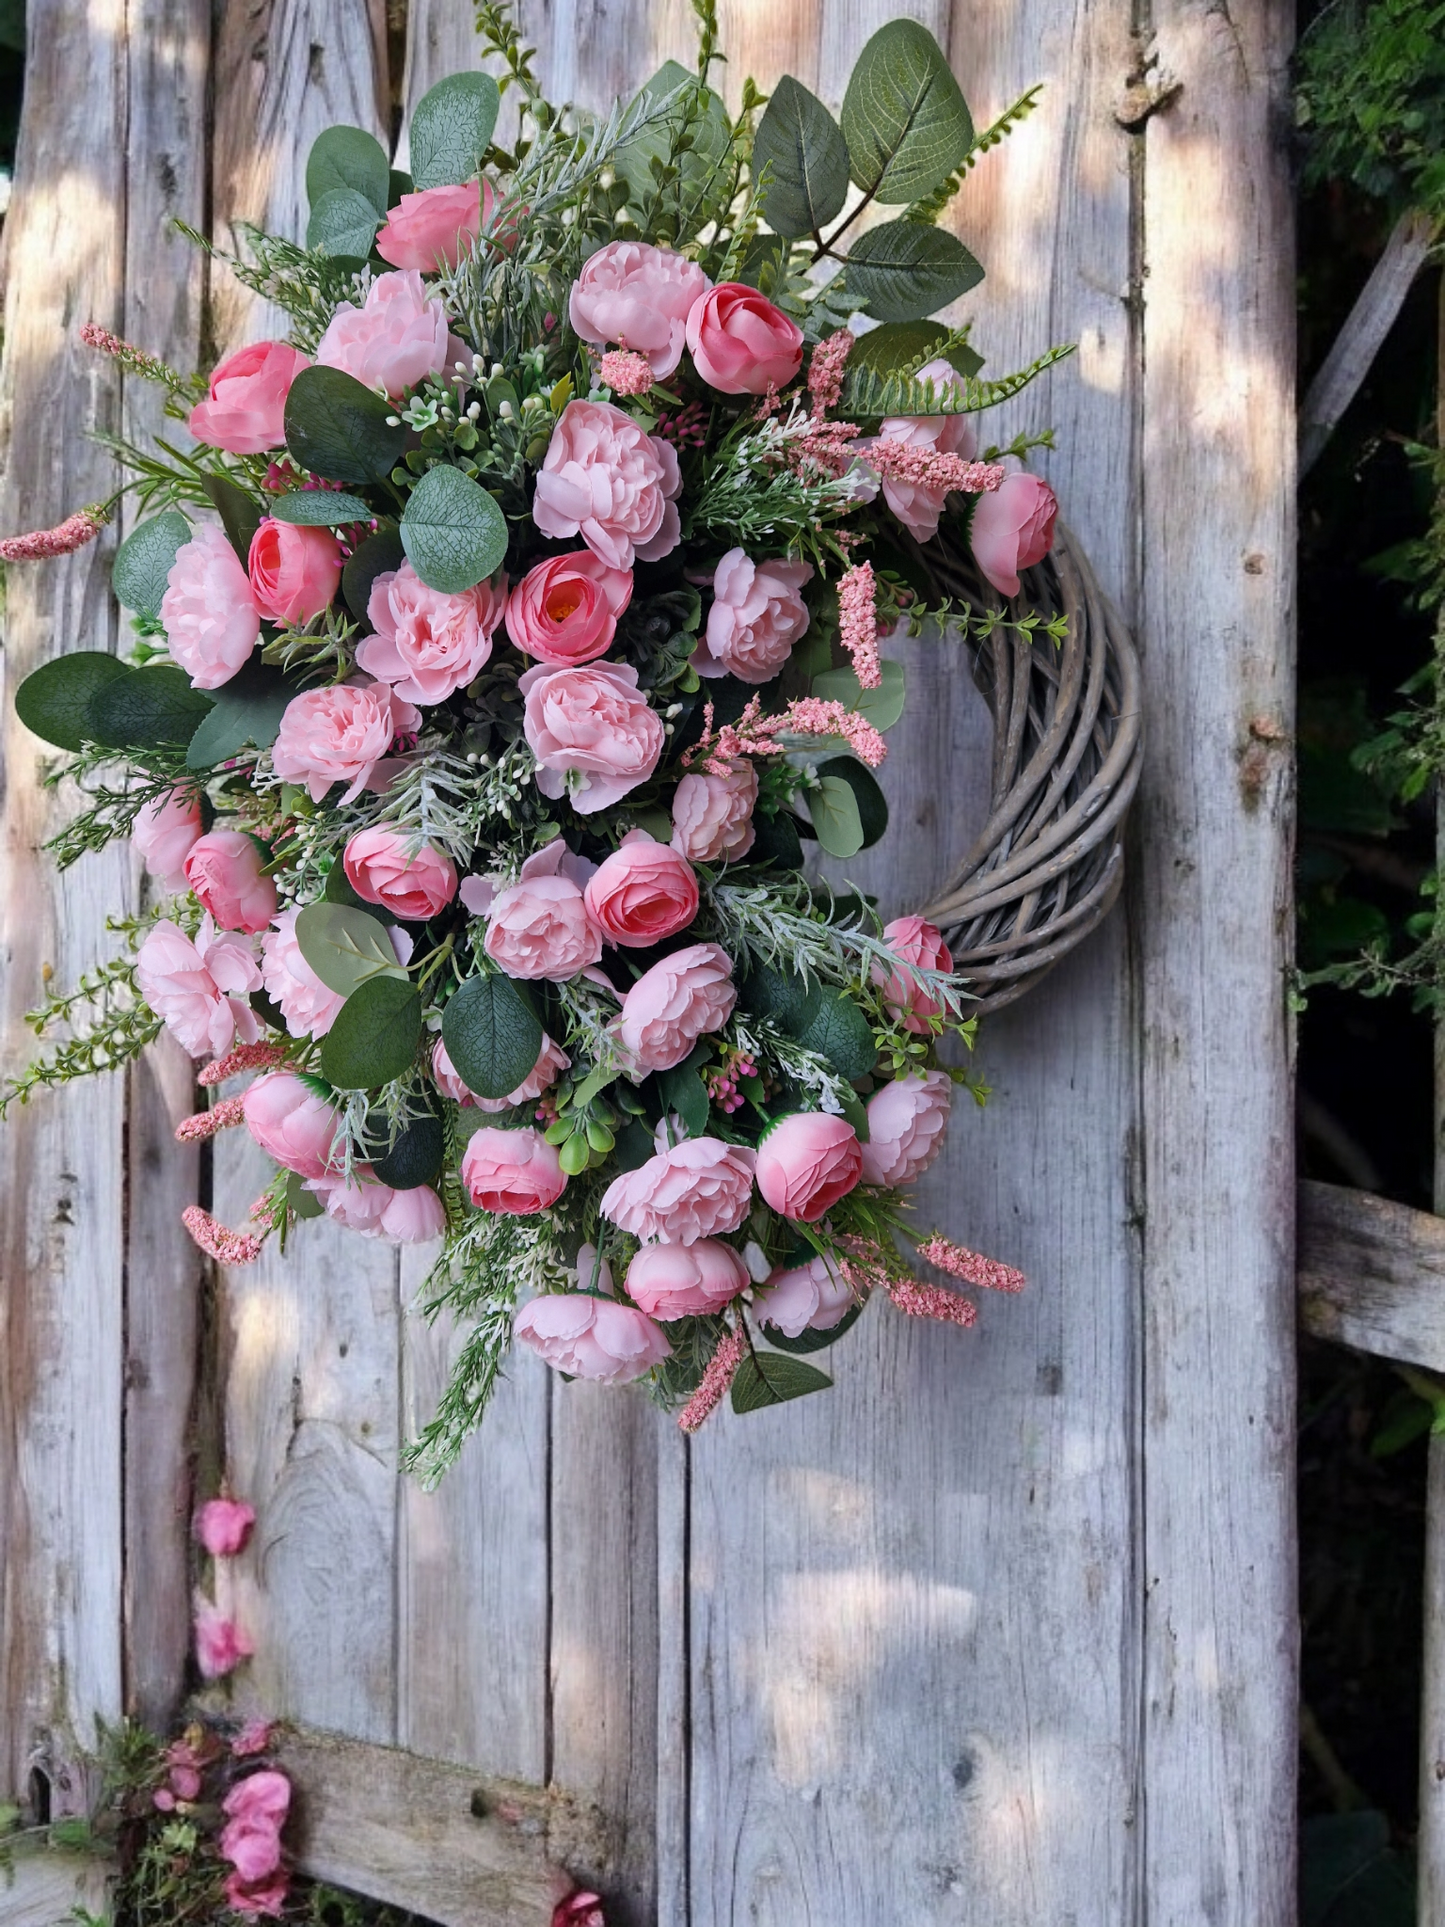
1298,1180 -> 1445,1370
1,1847 -> 113,1925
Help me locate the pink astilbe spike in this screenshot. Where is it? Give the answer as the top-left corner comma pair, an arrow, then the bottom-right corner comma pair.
677,1326 -> 749,1434
886,1278 -> 978,1327
807,329 -> 854,418
182,1205 -> 266,1268
599,348 -> 655,396
916,1233 -> 1027,1294
174,1095 -> 247,1142
686,693 -> 888,774
838,561 -> 881,688
865,440 -> 1005,496
198,1041 -> 288,1086
79,320 -> 183,388
0,507 -> 108,562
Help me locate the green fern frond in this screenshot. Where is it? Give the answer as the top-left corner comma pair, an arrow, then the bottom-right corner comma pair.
839,341 -> 1075,419
904,85 -> 1046,224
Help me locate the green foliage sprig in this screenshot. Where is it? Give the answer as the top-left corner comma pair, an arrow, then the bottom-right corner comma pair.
1297,0 -> 1445,217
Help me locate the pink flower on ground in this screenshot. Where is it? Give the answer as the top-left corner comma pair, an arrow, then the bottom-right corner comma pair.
432,1032 -> 570,1112
375,181 -> 487,271
520,660 -> 664,814
242,1070 -> 342,1179
533,399 -> 683,569
270,681 -> 421,805
695,550 -> 813,684
261,906 -> 346,1038
132,788 -> 203,892
755,1112 -> 863,1222
670,762 -> 758,863
344,827 -> 458,921
484,841 -> 605,981
624,1239 -> 751,1319
194,1596 -> 254,1679
356,562 -> 507,703
461,1126 -> 568,1213
584,830 -> 699,948
188,341 -> 310,455
871,358 -> 978,544
314,268 -> 451,399
136,915 -> 263,1059
514,1294 -> 670,1384
615,942 -> 736,1073
160,524 -> 261,689
568,241 -> 712,379
232,1719 -> 274,1758
601,1137 -> 756,1244
224,1871 -> 291,1919
552,1894 -> 607,1927
220,1770 -> 290,1883
860,1070 -> 952,1187
247,519 -> 342,626
194,1497 -> 255,1557
871,914 -> 954,1033
755,1253 -> 856,1336
183,829 -> 277,934
969,468 -> 1059,596
504,550 -> 633,667
685,283 -> 804,395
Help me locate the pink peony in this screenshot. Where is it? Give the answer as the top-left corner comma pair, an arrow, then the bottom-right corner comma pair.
183,829 -> 277,934
194,1596 -> 254,1679
247,518 -> 342,627
685,282 -> 804,395
189,341 -> 309,455
461,1126 -> 568,1213
160,524 -> 261,690
871,914 -> 954,1034
261,906 -> 346,1038
513,1293 -> 671,1384
432,1033 -> 569,1113
132,788 -> 202,892
624,1238 -> 750,1318
315,269 -> 450,399
270,681 -> 421,805
375,181 -> 486,271
194,1498 -> 255,1557
344,827 -> 457,921
670,761 -> 758,863
136,915 -> 263,1059
873,358 -> 977,544
242,1069 -> 342,1179
356,561 -> 507,703
378,1183 -> 446,1242
601,1137 -> 756,1244
615,942 -> 736,1073
969,467 -> 1059,596
520,660 -> 664,813
484,841 -> 604,981
859,1069 -> 952,1187
696,549 -> 812,683
584,830 -> 699,948
755,1111 -> 863,1222
224,1870 -> 291,1920
568,240 -> 712,379
533,399 -> 683,569
505,549 -> 633,667
755,1253 -> 856,1335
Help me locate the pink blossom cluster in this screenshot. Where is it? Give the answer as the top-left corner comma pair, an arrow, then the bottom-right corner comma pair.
686,694 -> 889,773
705,1048 -> 758,1115
837,560 -> 881,689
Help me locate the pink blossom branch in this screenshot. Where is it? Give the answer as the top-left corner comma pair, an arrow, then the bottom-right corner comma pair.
887,1278 -> 979,1327
0,507 -> 107,562
865,440 -> 1005,495
182,1205 -> 266,1267
678,1326 -> 749,1433
808,329 -> 854,418
916,1233 -> 1027,1294
838,560 -> 881,688
198,1041 -> 288,1086
79,320 -> 185,389
687,693 -> 888,773
175,1095 -> 247,1142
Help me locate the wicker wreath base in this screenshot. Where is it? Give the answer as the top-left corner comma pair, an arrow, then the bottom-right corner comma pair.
909,522 -> 1143,1014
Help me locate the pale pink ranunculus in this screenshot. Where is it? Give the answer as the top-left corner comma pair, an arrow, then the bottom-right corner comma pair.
183,829 -> 278,934
504,549 -> 633,667
624,1238 -> 750,1319
315,268 -> 451,399
513,1293 -> 671,1384
755,1253 -> 856,1336
160,523 -> 262,690
261,906 -> 346,1039
194,1498 -> 255,1557
696,549 -> 812,684
136,915 -> 263,1059
194,1595 -> 254,1680
584,830 -> 699,948
355,561 -> 507,704
247,518 -> 342,627
242,1070 -> 342,1180
755,1111 -> 863,1222
969,467 -> 1059,596
859,1069 -> 952,1187
871,914 -> 954,1034
520,659 -> 664,814
189,341 -> 310,455
483,841 -> 605,981
873,358 -> 977,544
685,282 -> 804,395
306,1170 -> 393,1235
343,827 -> 457,921
375,181 -> 487,271
670,761 -> 758,864
601,1136 -> 755,1244
224,1870 -> 290,1920
461,1126 -> 568,1213
270,681 -> 421,805
533,399 -> 683,569
432,1032 -> 570,1112
568,241 -> 712,380
133,788 -> 203,893
380,1184 -> 446,1242
615,941 -> 736,1073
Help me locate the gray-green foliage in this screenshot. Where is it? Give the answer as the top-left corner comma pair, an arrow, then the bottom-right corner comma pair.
840,18 -> 974,204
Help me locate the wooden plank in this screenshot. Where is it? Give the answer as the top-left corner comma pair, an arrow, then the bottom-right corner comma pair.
1,1848 -> 113,1925
1298,1180 -> 1445,1371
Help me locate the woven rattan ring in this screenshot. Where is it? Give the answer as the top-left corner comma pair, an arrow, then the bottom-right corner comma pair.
908,521 -> 1144,1014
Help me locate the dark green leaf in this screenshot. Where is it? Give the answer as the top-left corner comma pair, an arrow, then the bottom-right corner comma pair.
835,1082 -> 871,1142
615,1118 -> 656,1171
731,1351 -> 833,1413
186,659 -> 296,769
812,659 -> 906,732
320,974 -> 424,1090
807,772 -> 865,857
840,20 -> 973,204
294,902 -> 407,996
368,1108 -> 444,1188
88,665 -> 214,751
816,755 -> 888,847
286,1170 -> 326,1220
409,71 -> 501,190
14,651 -> 129,751
342,523 -> 406,622
306,186 -> 382,261
270,489 -> 377,527
323,861 -> 390,921
846,219 -> 984,324
388,169 -> 414,205
400,463 -> 509,593
306,124 -> 391,214
658,1064 -> 710,1136
746,811 -> 805,871
848,319 -> 983,379
203,473 -> 263,567
741,960 -> 812,1031
441,973 -> 543,1102
793,988 -> 877,1080
760,1300 -> 865,1354
284,366 -> 408,487
112,510 -> 190,619
1300,1812 -> 1415,1927
614,63 -> 733,224
752,75 -> 849,239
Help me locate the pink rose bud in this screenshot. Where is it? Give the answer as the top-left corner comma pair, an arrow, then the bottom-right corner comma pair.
520,660 -> 664,814
484,843 -> 605,982
871,914 -> 954,1034
859,1069 -> 953,1187
533,398 -> 684,569
194,1497 -> 256,1557
375,181 -> 488,271
194,1596 -> 254,1679
873,358 -> 977,544
432,1033 -> 570,1112
584,830 -> 699,948
601,1137 -> 756,1244
755,1253 -> 856,1336
355,561 -> 507,704
343,826 -> 458,921
270,681 -> 421,805
135,915 -> 263,1059
695,550 -> 813,684
615,941 -> 737,1073
261,906 -> 346,1038
224,1869 -> 291,1919
314,268 -> 451,399
132,787 -> 203,892
504,549 -> 633,667
183,829 -> 278,934
968,467 -> 1059,596
160,523 -> 261,689
685,282 -> 805,395
568,240 -> 713,379
670,762 -> 758,863
242,1070 -> 342,1180
188,340 -> 310,455
514,1293 -> 671,1384
247,518 -> 342,627
461,1126 -> 568,1214
624,1238 -> 750,1319
755,1111 -> 863,1222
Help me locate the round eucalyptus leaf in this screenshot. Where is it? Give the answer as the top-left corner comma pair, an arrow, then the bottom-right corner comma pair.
269,490 -> 377,527
409,71 -> 501,191
793,986 -> 878,1081
319,974 -> 424,1090
294,901 -> 406,996
816,754 -> 889,848
306,124 -> 391,214
284,366 -> 408,487
368,1108 -> 444,1189
341,523 -> 406,621
112,510 -> 190,619
88,665 -> 214,752
441,973 -> 543,1102
806,772 -> 865,858
306,187 -> 382,261
400,464 -> 508,593
811,659 -> 907,733
14,652 -> 130,751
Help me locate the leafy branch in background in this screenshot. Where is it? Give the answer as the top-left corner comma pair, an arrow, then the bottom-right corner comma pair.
1297,0 -> 1445,216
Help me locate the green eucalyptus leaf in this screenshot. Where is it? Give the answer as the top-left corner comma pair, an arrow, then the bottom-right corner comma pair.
816,754 -> 888,848
752,75 -> 850,239
367,1107 -> 444,1188
409,71 -> 501,190
320,974 -> 424,1090
657,1063 -> 710,1137
440,973 -> 543,1102
306,124 -> 391,214
730,1351 -> 833,1414
113,510 -> 190,619
294,902 -> 407,996
759,1299 -> 865,1354
202,473 -> 263,567
88,665 -> 214,751
186,660 -> 296,770
400,463 -> 509,593
811,658 -> 906,731
270,489 -> 376,526
793,987 -> 877,1080
14,652 -> 130,751
286,1170 -> 326,1220
341,523 -> 406,621
306,186 -> 382,261
740,960 -> 812,1032
323,861 -> 391,921
806,772 -> 865,857
845,220 -> 984,325
388,168 -> 414,205
284,366 -> 408,487
840,19 -> 974,204
849,319 -> 984,379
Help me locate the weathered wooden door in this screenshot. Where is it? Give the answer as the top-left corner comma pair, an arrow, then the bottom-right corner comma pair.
0,0 -> 1296,1922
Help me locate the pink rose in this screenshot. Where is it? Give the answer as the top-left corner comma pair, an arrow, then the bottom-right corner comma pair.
188,341 -> 309,455
533,398 -> 683,569
755,1253 -> 855,1336
261,906 -> 346,1038
194,1596 -> 254,1679
247,518 -> 342,627
584,830 -> 699,948
755,1111 -> 863,1222
685,282 -> 804,395
194,1498 -> 255,1557
160,523 -> 261,689
871,914 -> 953,1034
601,1137 -> 756,1244
224,1871 -> 290,1920
615,941 -> 736,1073
513,1293 -> 671,1384
461,1126 -> 568,1213
183,829 -> 278,934
220,1770 -> 290,1881
504,549 -> 632,667
378,1183 -> 446,1242
356,561 -> 507,703
568,241 -> 712,379
873,358 -> 977,544
270,681 -> 421,805
624,1238 -> 750,1319
520,660 -> 664,813
969,468 -> 1059,596
242,1070 -> 342,1180
306,1170 -> 392,1234
375,181 -> 487,271
483,842 -> 604,981
136,915 -> 263,1059
670,761 -> 757,863
315,268 -> 450,399
696,549 -> 812,683
860,1069 -> 952,1187
432,1032 -> 569,1112
132,788 -> 202,892
344,827 -> 458,921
